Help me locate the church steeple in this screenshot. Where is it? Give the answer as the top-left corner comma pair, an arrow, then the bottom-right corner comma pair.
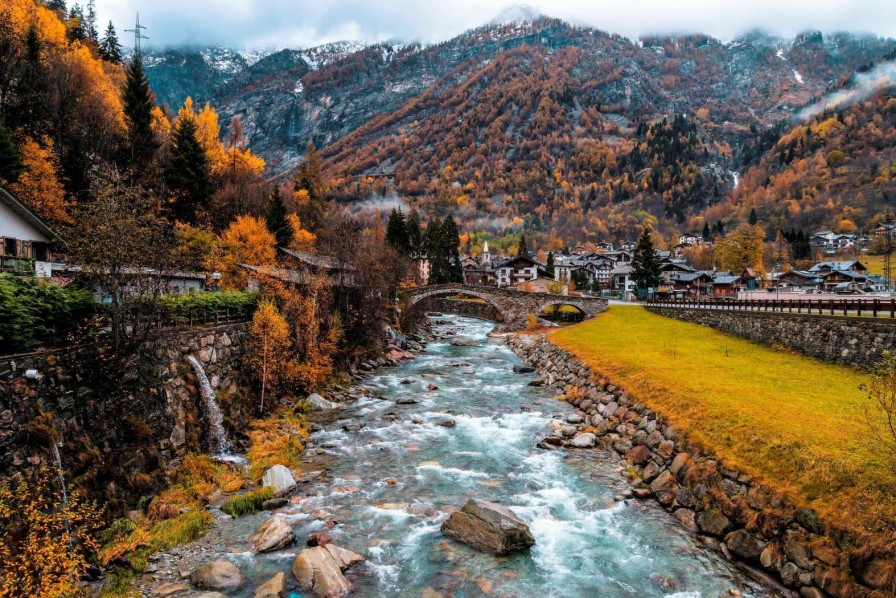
481,241 -> 491,265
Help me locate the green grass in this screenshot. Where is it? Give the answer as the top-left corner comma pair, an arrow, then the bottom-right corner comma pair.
221,486 -> 275,517
549,307 -> 896,537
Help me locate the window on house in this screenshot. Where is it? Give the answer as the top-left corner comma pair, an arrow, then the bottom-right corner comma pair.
4,238 -> 17,257
32,242 -> 48,261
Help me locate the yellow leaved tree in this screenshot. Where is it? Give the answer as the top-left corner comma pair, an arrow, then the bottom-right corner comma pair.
247,299 -> 292,411
11,137 -> 71,226
216,215 -> 276,290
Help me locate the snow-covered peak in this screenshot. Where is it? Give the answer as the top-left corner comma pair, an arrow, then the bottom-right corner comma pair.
490,4 -> 543,26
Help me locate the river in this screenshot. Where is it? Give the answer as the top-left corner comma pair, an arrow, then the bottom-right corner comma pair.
204,315 -> 765,597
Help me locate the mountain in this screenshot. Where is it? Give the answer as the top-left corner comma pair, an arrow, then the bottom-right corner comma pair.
142,17 -> 896,240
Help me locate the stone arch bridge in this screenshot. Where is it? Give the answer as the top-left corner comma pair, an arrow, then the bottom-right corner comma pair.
401,284 -> 608,329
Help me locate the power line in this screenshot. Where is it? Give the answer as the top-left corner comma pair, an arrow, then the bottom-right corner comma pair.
124,13 -> 149,58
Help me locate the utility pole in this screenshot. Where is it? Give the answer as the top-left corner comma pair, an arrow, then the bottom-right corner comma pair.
125,13 -> 149,59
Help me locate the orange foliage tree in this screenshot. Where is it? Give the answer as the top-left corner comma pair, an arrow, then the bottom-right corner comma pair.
216,215 -> 276,290
11,137 -> 70,225
0,467 -> 102,598
246,299 -> 292,411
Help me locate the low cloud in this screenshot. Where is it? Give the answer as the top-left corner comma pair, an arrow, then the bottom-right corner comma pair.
98,0 -> 896,50
795,60 -> 896,121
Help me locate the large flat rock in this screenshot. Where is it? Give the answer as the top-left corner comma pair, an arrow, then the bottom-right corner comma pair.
291,544 -> 364,598
440,498 -> 535,554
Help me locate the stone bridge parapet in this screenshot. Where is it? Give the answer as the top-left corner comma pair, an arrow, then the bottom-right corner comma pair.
401,284 -> 608,329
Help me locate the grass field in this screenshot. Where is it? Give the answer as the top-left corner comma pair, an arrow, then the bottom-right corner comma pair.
550,307 -> 896,537
861,254 -> 887,276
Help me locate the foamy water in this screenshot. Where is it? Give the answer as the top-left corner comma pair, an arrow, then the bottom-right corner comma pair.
223,316 -> 765,597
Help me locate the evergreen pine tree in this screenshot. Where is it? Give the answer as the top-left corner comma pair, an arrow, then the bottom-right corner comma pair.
85,0 -> 98,42
442,215 -> 463,283
702,222 -> 711,241
99,21 -> 123,64
406,208 -> 422,255
265,186 -> 293,248
122,57 -> 158,168
165,118 -> 214,224
66,4 -> 86,42
631,228 -> 663,296
0,117 -> 23,184
517,234 -> 528,257
385,208 -> 409,253
748,208 -> 758,225
545,251 -> 555,277
293,142 -> 326,231
424,217 -> 445,284
47,0 -> 67,14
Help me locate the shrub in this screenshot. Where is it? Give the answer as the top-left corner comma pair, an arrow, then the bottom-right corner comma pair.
159,290 -> 259,321
221,486 -> 275,518
0,273 -> 97,353
0,467 -> 102,598
526,313 -> 538,330
246,410 -> 308,482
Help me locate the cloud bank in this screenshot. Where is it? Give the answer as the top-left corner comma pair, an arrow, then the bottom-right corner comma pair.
96,0 -> 896,50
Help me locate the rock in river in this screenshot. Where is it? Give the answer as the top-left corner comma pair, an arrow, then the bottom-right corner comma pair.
191,560 -> 243,591
450,338 -> 478,346
305,393 -> 336,411
568,432 -> 597,448
292,544 -> 365,598
254,571 -> 287,598
441,498 -> 535,554
250,515 -> 295,553
261,465 -> 297,497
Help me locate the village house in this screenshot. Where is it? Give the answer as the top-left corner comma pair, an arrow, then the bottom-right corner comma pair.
0,186 -> 63,277
809,230 -> 859,256
494,255 -> 543,287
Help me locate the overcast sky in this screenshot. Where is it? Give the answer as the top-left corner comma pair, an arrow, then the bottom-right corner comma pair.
95,0 -> 896,50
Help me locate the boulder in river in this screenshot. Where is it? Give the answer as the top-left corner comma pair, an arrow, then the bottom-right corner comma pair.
254,571 -> 287,598
261,465 -> 297,497
291,544 -> 365,598
191,560 -> 243,591
250,515 -> 295,553
441,498 -> 535,554
568,433 -> 597,448
305,393 -> 336,411
513,365 -> 535,374
450,338 -> 479,346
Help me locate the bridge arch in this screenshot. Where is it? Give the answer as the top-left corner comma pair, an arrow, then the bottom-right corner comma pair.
400,284 -> 608,330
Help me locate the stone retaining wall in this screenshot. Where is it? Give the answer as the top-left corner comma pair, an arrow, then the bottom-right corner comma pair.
646,306 -> 896,369
0,324 -> 249,510
507,334 -> 891,597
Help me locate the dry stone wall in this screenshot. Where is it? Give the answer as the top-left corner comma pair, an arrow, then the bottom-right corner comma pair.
646,306 -> 896,369
507,334 -> 892,597
0,323 -> 249,510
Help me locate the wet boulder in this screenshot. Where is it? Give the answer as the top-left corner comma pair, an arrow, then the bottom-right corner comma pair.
291,544 -> 365,598
568,433 -> 597,448
250,515 -> 295,553
513,365 -> 535,374
191,560 -> 243,591
254,572 -> 287,598
261,465 -> 296,497
305,393 -> 335,411
450,338 -> 479,346
441,498 -> 535,554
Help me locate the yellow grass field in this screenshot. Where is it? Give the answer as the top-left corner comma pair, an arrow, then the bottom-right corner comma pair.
550,307 -> 896,536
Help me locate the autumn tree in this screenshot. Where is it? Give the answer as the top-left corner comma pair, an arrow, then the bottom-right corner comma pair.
99,21 -> 122,64
165,118 -> 213,224
631,228 -> 662,294
11,137 -> 70,226
66,165 -> 174,349
714,224 -> 766,273
247,299 -> 292,411
217,215 -> 276,290
293,143 -> 327,232
286,213 -> 317,252
122,56 -> 157,169
265,186 -> 293,248
0,467 -> 102,598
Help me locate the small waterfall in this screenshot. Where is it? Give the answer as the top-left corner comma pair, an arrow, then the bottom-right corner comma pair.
51,442 -> 69,510
187,355 -> 234,457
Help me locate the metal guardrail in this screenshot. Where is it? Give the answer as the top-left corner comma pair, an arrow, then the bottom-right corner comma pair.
645,297 -> 896,319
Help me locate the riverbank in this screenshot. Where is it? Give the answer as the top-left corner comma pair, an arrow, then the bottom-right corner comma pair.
122,315 -> 766,597
507,309 -> 895,596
